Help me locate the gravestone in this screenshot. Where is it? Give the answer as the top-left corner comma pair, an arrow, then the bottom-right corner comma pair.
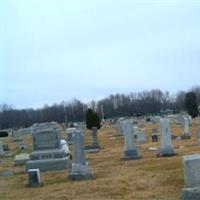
181,154 -> 200,200
69,130 -> 93,181
66,128 -> 76,145
15,153 -> 30,165
124,121 -> 141,160
133,126 -> 139,139
91,127 -> 100,148
85,127 -> 101,152
115,119 -> 124,136
152,128 -> 159,142
26,122 -> 71,172
159,118 -> 175,156
182,117 -> 191,139
137,130 -> 147,144
28,169 -> 42,187
0,141 -> 5,156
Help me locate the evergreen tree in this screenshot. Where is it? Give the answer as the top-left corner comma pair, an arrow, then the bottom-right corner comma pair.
86,109 -> 101,130
184,92 -> 198,118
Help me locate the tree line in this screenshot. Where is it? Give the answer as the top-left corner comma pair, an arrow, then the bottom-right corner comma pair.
0,86 -> 200,129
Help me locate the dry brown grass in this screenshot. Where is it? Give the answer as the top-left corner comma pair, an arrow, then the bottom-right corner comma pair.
0,119 -> 200,200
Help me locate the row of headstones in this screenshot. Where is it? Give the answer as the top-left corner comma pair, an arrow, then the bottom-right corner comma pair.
123,118 -> 176,160
116,115 -> 192,141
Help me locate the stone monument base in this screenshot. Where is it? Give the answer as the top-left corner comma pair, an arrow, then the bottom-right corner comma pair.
15,153 -> 30,165
181,187 -> 200,200
124,149 -> 142,160
26,157 -> 71,172
85,145 -> 103,153
158,147 -> 176,157
26,149 -> 72,172
68,163 -> 94,181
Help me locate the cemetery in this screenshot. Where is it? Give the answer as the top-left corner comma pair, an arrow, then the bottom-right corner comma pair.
2,1 -> 200,199
0,116 -> 200,199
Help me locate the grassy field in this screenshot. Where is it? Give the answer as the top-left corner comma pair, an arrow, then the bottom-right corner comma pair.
0,119 -> 200,200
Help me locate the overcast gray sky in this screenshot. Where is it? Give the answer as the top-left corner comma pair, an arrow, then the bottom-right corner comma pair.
1,0 -> 200,109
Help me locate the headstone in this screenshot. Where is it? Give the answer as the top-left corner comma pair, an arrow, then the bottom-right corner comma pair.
85,127 -> 101,152
26,122 -> 71,172
182,117 -> 191,139
184,117 -> 190,135
69,130 -> 93,181
115,119 -> 124,135
137,131 -> 147,143
66,128 -> 76,145
152,128 -> 159,142
0,141 -> 5,156
28,169 -> 42,187
133,126 -> 139,139
91,127 -> 100,148
123,121 -> 141,160
181,154 -> 200,200
15,153 -> 30,165
159,118 -> 175,156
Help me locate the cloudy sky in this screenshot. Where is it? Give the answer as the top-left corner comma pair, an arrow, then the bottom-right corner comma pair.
1,0 -> 200,109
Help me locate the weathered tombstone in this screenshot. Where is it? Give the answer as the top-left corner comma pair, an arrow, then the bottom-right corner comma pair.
182,117 -> 191,139
69,130 -> 93,181
15,153 -> 30,165
159,118 -> 176,156
178,114 -> 185,127
115,119 -> 124,136
26,122 -> 71,172
137,131 -> 147,144
181,154 -> 200,200
124,121 -> 141,160
28,169 -> 42,187
91,127 -> 100,148
85,127 -> 101,152
152,128 -> 159,142
0,141 -> 5,156
133,126 -> 139,139
66,127 -> 76,145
